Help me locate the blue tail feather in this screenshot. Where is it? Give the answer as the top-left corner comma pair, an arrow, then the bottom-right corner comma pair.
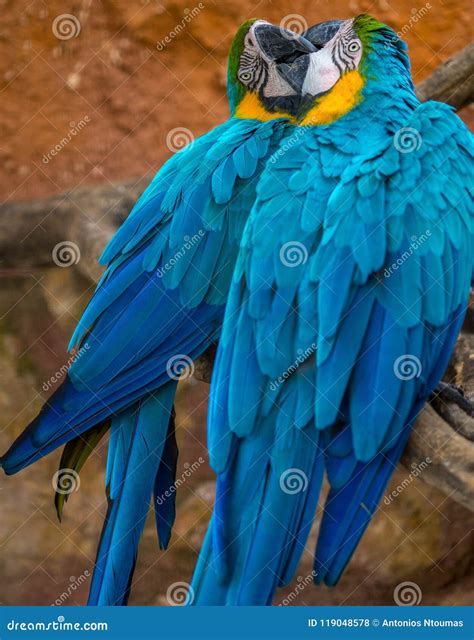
88,382 -> 176,605
192,422 -> 324,605
314,420 -> 414,586
314,308 -> 466,586
153,407 -> 179,550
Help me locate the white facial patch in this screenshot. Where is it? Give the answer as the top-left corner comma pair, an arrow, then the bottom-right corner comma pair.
263,65 -> 297,97
302,48 -> 341,96
302,19 -> 362,97
239,20 -> 299,97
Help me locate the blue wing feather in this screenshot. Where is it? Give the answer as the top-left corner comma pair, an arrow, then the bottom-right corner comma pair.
1,117 -> 291,608
191,102 -> 474,605
88,383 -> 176,605
2,118 -> 287,475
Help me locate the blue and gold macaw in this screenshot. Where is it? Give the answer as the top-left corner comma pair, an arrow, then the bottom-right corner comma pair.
0,21 -> 318,605
191,15 -> 474,605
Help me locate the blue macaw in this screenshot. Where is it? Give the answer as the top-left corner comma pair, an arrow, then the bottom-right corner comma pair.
191,15 -> 474,605
0,20 -> 318,605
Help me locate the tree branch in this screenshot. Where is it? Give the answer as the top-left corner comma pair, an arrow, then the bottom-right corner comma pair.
415,43 -> 474,110
0,179 -> 148,281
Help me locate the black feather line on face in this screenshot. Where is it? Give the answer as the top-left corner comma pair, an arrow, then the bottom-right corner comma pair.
330,26 -> 361,74
237,28 -> 314,117
255,62 -> 268,91
332,39 -> 345,74
238,51 -> 268,91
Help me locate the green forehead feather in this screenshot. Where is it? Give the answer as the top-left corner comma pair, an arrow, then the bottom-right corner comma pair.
227,19 -> 259,113
228,19 -> 259,80
352,13 -> 411,74
352,13 -> 386,45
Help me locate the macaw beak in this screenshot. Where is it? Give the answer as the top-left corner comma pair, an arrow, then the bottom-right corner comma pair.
252,22 -> 317,95
303,20 -> 343,48
253,22 -> 316,61
300,48 -> 342,97
299,20 -> 345,97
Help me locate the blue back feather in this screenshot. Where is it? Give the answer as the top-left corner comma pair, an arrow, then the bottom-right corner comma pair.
191,99 -> 474,605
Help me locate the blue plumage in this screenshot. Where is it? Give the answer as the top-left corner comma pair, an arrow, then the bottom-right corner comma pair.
153,406 -> 179,550
1,110 -> 290,604
88,383 -> 176,605
191,17 -> 474,605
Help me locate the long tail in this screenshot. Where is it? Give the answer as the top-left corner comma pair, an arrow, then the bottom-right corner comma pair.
191,309 -> 466,605
88,381 -> 177,605
191,421 -> 411,606
314,421 -> 414,585
191,420 -> 325,605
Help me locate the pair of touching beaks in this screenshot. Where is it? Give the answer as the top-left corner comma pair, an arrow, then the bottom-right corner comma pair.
253,19 -> 345,97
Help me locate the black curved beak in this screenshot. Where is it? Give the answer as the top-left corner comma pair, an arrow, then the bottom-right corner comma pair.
277,20 -> 343,97
303,20 -> 343,48
252,22 -> 317,95
277,56 -> 312,94
253,23 -> 316,62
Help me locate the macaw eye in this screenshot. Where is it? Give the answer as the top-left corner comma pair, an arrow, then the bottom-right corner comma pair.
239,71 -> 252,82
347,40 -> 361,53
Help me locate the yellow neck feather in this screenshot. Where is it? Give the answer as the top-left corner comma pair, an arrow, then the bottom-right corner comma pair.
300,70 -> 364,126
234,70 -> 364,126
234,93 -> 293,122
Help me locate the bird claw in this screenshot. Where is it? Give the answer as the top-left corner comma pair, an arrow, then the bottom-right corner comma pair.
430,382 -> 474,441
432,382 -> 474,416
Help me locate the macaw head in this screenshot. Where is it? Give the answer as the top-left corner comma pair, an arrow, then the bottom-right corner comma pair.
298,14 -> 414,124
227,19 -> 317,119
